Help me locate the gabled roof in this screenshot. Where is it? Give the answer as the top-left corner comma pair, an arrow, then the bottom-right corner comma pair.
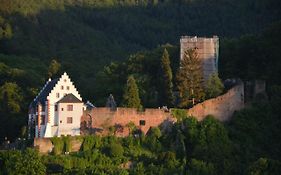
57,93 -> 82,103
30,78 -> 59,108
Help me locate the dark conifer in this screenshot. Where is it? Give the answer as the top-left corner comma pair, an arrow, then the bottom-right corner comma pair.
159,48 -> 174,107
176,49 -> 205,107
122,75 -> 142,109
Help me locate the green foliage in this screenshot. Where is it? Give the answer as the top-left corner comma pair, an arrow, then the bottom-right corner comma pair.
126,121 -> 137,135
0,16 -> 12,39
47,59 -> 61,78
220,22 -> 281,85
122,75 -> 142,109
131,162 -> 145,175
0,1 -> 281,174
0,149 -> 46,175
269,85 -> 281,113
164,115 -> 233,174
82,135 -> 102,152
227,97 -> 281,174
159,48 -> 174,107
187,159 -> 215,175
177,49 -> 205,107
51,137 -> 64,155
107,143 -> 124,157
145,127 -> 162,152
171,108 -> 187,121
193,116 -> 233,174
247,158 -> 281,175
0,82 -> 23,113
157,151 -> 179,169
205,73 -> 224,99
63,136 -> 71,152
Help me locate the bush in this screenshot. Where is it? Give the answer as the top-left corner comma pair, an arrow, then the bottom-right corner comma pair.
82,135 -> 102,152
63,136 -> 71,152
51,137 -> 64,155
108,143 -> 124,158
171,108 -> 187,121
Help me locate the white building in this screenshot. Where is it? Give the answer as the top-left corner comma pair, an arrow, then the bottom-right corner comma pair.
28,72 -> 83,138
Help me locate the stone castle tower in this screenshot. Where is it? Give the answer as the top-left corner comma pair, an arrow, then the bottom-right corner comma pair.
180,36 -> 219,82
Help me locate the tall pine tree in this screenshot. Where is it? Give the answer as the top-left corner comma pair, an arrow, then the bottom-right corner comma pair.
122,75 -> 142,109
159,48 -> 174,107
177,49 -> 205,107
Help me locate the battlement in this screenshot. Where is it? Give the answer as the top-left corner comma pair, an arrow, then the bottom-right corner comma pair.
180,35 -> 219,42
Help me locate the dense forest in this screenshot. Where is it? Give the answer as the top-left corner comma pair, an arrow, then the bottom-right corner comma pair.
0,0 -> 281,174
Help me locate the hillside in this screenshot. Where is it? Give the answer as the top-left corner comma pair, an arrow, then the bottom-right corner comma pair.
0,1 -> 281,174
0,0 -> 281,142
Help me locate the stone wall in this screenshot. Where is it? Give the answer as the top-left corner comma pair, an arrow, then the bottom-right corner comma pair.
81,108 -> 175,136
187,82 -> 244,121
34,137 -> 83,154
34,83 -> 245,153
33,138 -> 53,154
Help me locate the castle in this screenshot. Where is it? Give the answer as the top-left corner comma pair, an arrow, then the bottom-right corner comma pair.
28,72 -> 177,138
29,36 -> 246,139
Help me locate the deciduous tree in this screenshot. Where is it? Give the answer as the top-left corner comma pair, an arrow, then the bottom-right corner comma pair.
0,82 -> 23,113
205,73 -> 224,99
47,59 -> 61,78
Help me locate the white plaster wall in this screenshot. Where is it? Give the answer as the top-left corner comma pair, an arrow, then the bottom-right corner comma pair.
31,73 -> 83,138
57,103 -> 83,136
47,73 -> 82,127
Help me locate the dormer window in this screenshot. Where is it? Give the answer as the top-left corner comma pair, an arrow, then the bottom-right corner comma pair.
61,86 -> 64,90
56,93 -> 60,98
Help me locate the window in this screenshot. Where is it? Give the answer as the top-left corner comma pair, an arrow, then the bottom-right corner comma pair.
40,115 -> 45,125
67,117 -> 73,124
61,86 -> 64,90
67,105 -> 73,111
60,120 -> 62,123
139,120 -> 146,126
61,108 -> 64,111
55,105 -> 58,111
66,86 -> 70,90
56,93 -> 60,98
64,79 -> 67,82
41,105 -> 45,112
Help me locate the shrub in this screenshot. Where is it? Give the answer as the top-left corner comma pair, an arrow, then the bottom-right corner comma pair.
51,137 -> 64,155
108,143 -> 124,157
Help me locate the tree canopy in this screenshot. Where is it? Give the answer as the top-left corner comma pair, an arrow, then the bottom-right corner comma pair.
177,49 -> 205,107
122,75 -> 142,109
159,48 -> 174,107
